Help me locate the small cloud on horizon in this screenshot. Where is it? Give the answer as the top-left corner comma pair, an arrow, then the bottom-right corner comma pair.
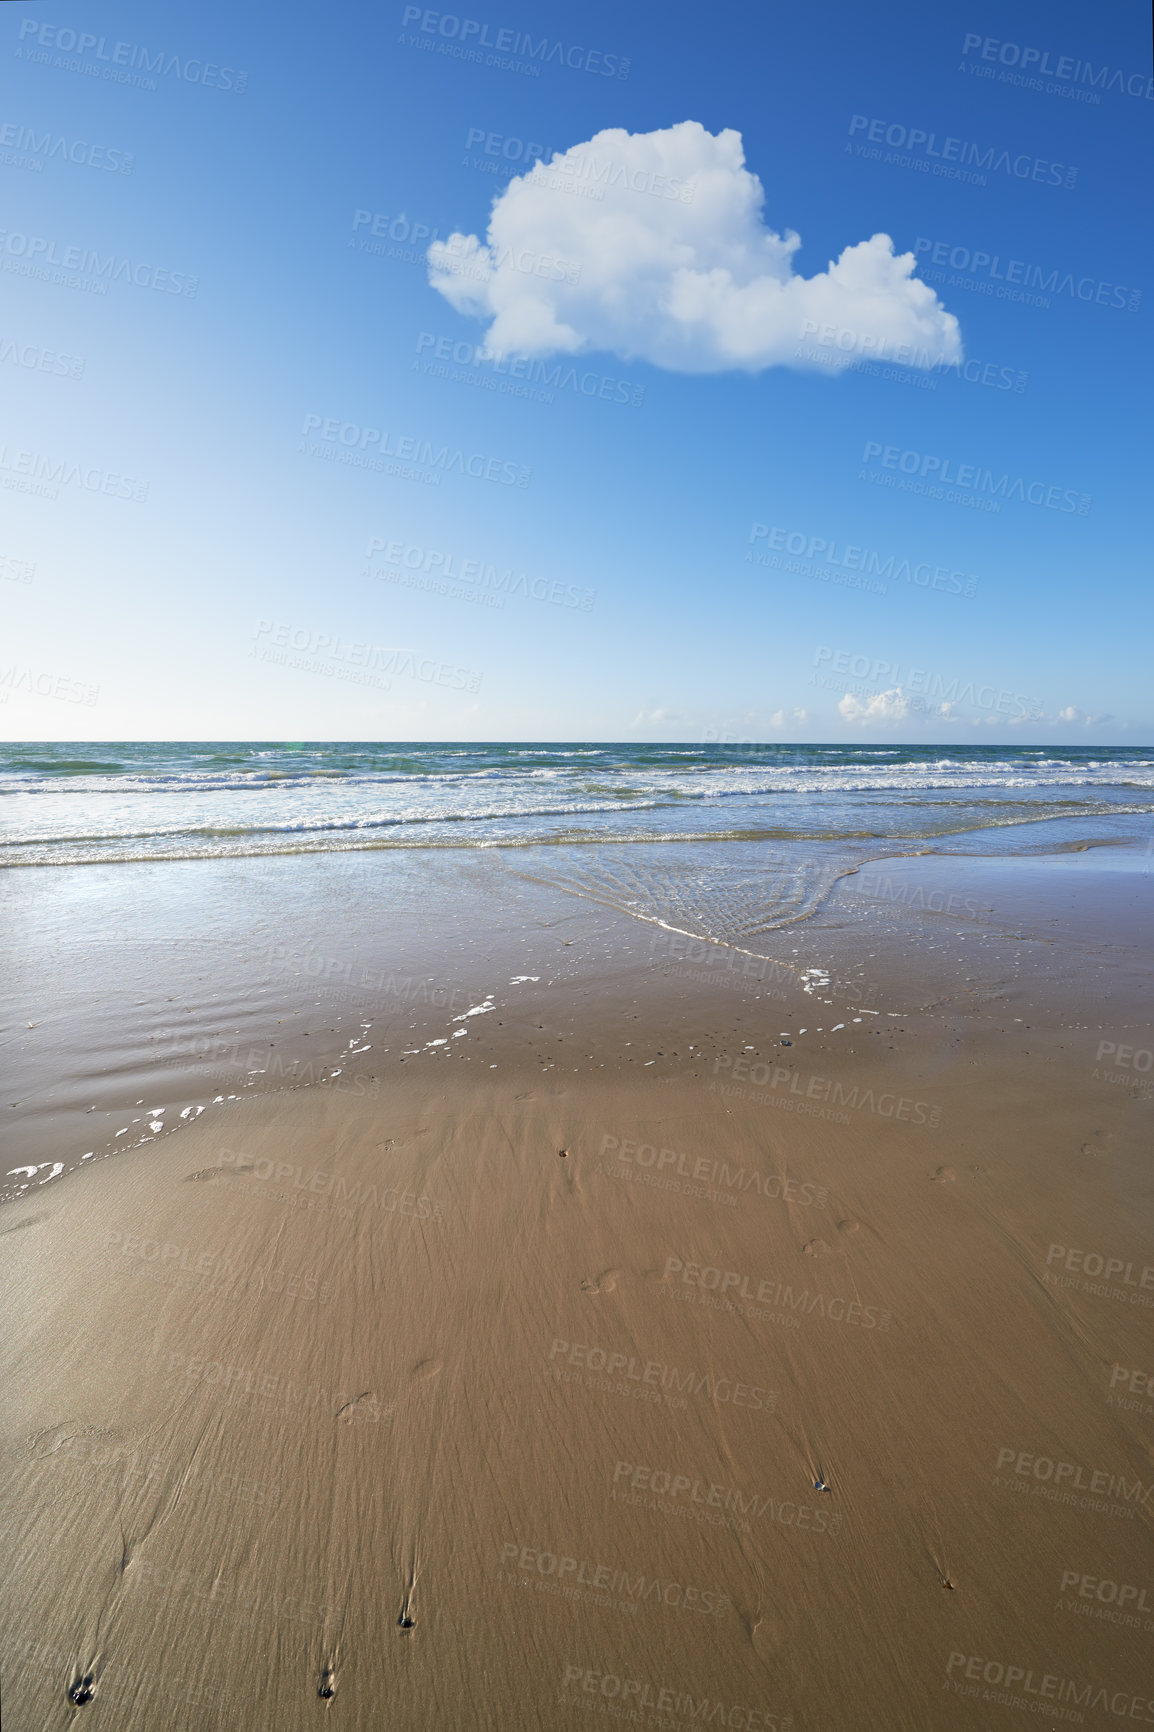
836,691 -> 1119,731
1053,705 -> 1113,726
838,688 -> 911,724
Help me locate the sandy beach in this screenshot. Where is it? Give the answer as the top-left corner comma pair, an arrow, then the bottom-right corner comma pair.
2,837 -> 1153,1730
3,0 -> 1147,1710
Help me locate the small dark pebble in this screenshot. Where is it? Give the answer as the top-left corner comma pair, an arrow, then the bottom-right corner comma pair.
69,1676 -> 94,1705
398,1614 -> 415,1629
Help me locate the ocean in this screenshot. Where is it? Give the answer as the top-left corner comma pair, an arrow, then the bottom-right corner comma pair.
3,742 -> 1152,868
4,742 -> 1151,945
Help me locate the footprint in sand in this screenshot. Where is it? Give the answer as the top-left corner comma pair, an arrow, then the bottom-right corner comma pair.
836,1218 -> 860,1236
748,1613 -> 784,1660
337,1392 -> 381,1424
803,1239 -> 833,1257
34,1424 -> 122,1464
931,1166 -> 956,1183
581,1270 -> 618,1295
1081,1132 -> 1113,1158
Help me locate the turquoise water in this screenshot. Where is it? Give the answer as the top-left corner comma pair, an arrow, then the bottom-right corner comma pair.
2,742 -> 1152,869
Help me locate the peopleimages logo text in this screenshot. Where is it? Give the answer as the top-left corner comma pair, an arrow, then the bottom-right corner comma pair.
301,416 -> 530,488
914,238 -> 1141,313
995,1446 -> 1153,1507
750,525 -> 978,596
0,122 -> 133,173
414,333 -> 644,408
848,115 -> 1077,187
1,336 -> 85,379
498,1542 -> 728,1617
16,19 -> 247,91
560,1664 -> 791,1730
0,445 -> 147,501
861,443 -> 1090,514
547,1337 -> 778,1413
0,230 -> 197,296
399,9 -> 629,77
961,34 -> 1153,101
945,1651 -> 1154,1722
812,647 -> 1038,719
366,538 -> 594,610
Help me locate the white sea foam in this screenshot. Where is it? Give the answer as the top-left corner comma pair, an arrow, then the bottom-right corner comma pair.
1,745 -> 1150,868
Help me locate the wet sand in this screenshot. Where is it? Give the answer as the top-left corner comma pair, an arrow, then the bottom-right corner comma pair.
2,846 -> 1153,1729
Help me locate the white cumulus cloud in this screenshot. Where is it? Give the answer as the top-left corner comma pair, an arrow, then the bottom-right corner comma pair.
1051,705 -> 1113,726
427,121 -> 961,373
838,689 -> 912,724
630,707 -> 682,727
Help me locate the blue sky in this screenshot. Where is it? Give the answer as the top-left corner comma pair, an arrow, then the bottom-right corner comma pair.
1,0 -> 1150,741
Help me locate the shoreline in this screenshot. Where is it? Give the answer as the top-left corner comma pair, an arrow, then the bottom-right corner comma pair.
5,836 -> 1152,1204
